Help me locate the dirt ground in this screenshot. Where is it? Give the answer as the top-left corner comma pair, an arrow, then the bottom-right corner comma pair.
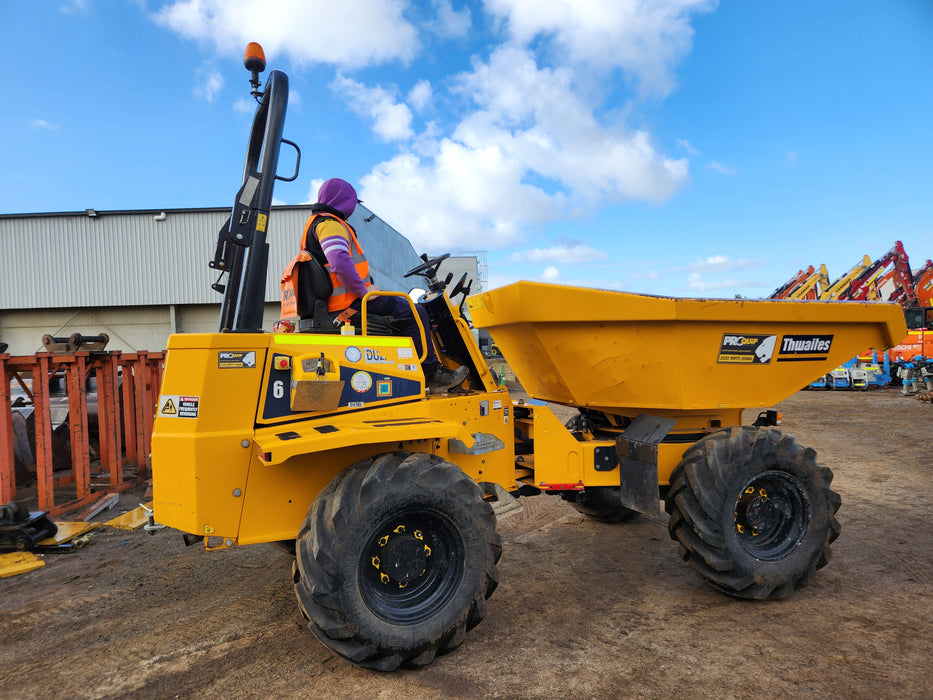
1,388 -> 931,699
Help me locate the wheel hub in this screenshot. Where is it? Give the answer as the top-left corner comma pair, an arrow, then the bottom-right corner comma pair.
359,509 -> 465,625
733,471 -> 811,562
370,525 -> 431,587
737,487 -> 786,536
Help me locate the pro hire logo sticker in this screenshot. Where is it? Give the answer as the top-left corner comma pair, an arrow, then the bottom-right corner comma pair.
717,334 -> 777,364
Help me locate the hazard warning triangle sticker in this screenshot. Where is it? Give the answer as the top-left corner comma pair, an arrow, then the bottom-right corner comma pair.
160,398 -> 177,415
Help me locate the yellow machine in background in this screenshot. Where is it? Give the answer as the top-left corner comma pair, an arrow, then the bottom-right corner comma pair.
151,46 -> 907,672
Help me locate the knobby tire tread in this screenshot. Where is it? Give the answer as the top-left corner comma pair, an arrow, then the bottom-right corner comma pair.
665,426 -> 841,600
294,452 -> 500,670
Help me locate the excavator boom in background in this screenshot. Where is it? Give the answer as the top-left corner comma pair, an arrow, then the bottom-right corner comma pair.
770,241 -> 932,391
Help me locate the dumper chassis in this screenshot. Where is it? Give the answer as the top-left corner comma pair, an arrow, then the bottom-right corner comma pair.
151,46 -> 906,671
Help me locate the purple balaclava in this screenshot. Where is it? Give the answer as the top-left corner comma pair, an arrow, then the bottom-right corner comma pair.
317,178 -> 357,218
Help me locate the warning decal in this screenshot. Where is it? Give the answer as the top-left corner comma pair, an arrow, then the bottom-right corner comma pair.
159,395 -> 200,418
717,334 -> 777,364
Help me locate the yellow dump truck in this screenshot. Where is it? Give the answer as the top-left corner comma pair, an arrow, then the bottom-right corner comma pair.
151,47 -> 907,671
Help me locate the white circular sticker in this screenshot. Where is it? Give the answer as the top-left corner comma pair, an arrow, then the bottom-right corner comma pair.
344,346 -> 362,363
350,371 -> 372,393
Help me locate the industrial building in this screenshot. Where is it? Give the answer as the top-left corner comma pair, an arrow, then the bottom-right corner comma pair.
0,206 -> 483,355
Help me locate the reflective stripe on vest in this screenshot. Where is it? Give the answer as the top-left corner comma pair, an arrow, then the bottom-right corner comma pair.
301,213 -> 373,312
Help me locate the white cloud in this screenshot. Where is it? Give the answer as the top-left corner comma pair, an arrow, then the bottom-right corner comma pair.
426,0 -> 471,38
31,119 -> 59,130
407,80 -> 433,113
306,178 -> 325,204
330,75 -> 414,142
508,244 -> 608,264
677,138 -> 700,155
359,45 -> 689,251
288,88 -> 302,112
155,1 -> 707,255
708,161 -> 736,175
360,145 -> 556,251
541,266 -> 561,281
153,0 -> 418,69
233,97 -> 254,113
195,70 -> 224,102
454,47 -> 688,204
686,272 -> 766,293
683,255 -> 767,273
484,0 -> 718,96
60,0 -> 90,14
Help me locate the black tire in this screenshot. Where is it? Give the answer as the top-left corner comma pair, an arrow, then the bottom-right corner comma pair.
294,452 -> 501,671
562,487 -> 641,523
665,426 -> 840,600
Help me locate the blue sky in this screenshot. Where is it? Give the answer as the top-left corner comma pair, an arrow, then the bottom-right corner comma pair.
3,0 -> 932,298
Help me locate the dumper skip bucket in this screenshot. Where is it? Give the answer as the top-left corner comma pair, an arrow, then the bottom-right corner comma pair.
468,282 -> 906,417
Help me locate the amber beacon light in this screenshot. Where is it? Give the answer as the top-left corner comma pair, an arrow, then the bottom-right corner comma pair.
244,42 -> 266,97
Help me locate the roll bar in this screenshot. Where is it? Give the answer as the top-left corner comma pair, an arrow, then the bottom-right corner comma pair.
210,65 -> 300,332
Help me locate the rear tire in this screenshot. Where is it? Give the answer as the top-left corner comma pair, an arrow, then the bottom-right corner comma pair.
294,452 -> 501,670
665,426 -> 840,600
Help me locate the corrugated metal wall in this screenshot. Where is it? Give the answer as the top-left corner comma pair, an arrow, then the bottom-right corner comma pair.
0,205 -> 423,310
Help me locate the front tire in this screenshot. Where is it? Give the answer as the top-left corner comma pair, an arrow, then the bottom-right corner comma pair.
665,426 -> 840,600
294,452 -> 501,671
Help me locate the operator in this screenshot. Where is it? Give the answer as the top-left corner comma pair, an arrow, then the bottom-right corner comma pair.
302,178 -> 469,393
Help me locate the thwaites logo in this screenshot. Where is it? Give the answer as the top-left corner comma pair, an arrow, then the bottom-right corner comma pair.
717,334 -> 777,364
777,334 -> 834,361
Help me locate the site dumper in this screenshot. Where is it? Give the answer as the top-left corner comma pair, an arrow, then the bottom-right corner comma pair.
150,45 -> 908,671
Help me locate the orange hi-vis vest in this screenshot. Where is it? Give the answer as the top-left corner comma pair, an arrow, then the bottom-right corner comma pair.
301,213 -> 373,312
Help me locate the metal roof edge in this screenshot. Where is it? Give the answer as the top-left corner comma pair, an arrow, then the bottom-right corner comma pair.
0,204 -> 316,219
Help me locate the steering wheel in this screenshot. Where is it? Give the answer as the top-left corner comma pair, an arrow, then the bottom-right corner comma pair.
404,253 -> 450,279
450,272 -> 469,298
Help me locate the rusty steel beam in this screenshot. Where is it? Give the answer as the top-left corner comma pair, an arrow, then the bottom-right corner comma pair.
96,355 -> 122,488
0,354 -> 15,503
32,354 -> 55,512
121,361 -> 138,467
65,354 -> 91,503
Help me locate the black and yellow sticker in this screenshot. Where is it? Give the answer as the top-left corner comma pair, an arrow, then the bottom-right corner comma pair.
776,334 -> 834,362
717,334 -> 777,364
217,351 -> 257,369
